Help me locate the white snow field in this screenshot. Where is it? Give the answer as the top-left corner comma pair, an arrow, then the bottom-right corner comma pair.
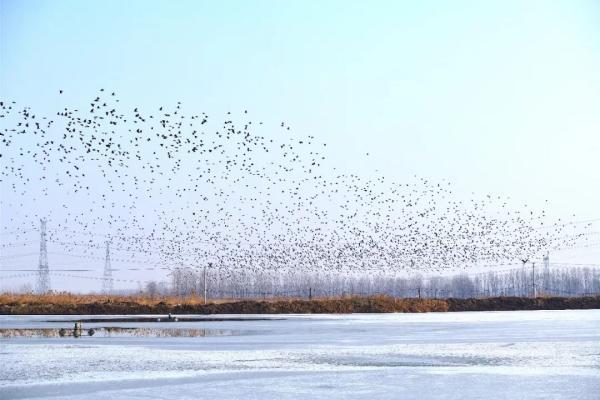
1,310 -> 599,399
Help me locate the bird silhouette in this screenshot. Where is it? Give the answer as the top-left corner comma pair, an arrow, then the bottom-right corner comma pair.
0,89 -> 594,288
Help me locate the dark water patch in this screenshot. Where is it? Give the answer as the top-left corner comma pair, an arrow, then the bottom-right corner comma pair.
0,327 -> 245,339
48,316 -> 285,323
310,354 -> 509,368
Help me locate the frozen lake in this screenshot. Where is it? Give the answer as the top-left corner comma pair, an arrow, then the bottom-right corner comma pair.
1,310 -> 599,399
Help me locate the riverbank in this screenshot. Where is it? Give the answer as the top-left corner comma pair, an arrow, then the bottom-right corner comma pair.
1,293 -> 599,314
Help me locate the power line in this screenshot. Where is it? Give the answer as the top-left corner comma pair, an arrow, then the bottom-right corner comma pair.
0,241 -> 37,249
0,252 -> 38,259
0,268 -> 99,272
0,272 -> 37,280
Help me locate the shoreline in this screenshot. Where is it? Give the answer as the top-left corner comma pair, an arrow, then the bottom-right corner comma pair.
1,294 -> 599,315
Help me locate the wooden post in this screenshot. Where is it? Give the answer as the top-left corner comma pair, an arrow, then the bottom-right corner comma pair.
73,321 -> 82,338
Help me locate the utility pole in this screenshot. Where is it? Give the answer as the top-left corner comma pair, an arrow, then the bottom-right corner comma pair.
37,219 -> 50,294
204,262 -> 211,305
520,258 -> 528,297
532,262 -> 536,298
102,240 -> 113,294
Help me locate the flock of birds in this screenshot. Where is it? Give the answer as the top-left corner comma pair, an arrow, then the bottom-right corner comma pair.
0,90 -> 594,281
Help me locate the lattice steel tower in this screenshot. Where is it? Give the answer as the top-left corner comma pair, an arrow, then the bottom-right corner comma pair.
37,218 -> 50,293
102,240 -> 114,294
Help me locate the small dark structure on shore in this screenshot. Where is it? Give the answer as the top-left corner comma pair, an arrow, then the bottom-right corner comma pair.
58,321 -> 94,338
167,313 -> 178,322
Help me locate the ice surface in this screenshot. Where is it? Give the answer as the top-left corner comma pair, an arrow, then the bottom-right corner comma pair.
1,310 -> 599,399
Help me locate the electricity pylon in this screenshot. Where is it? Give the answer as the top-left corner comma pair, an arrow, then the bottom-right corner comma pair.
102,240 -> 114,294
37,219 -> 50,293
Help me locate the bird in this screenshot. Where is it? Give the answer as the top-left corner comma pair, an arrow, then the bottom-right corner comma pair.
0,88 -> 592,296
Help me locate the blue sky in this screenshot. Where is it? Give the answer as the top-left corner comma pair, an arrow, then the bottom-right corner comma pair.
3,0 -> 599,218
1,0 -> 600,290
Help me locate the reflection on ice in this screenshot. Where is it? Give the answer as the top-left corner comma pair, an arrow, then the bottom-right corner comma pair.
0,327 -> 241,339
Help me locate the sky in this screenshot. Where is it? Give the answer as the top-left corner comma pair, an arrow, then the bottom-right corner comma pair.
1,0 -> 600,291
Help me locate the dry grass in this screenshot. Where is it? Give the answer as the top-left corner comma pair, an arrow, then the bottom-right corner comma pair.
0,292 -> 448,314
1,292 -> 598,315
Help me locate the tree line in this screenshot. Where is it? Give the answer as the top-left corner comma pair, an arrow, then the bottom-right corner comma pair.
160,266 -> 600,299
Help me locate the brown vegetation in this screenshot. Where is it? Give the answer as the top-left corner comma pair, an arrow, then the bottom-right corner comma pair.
445,295 -> 600,312
0,293 -> 598,315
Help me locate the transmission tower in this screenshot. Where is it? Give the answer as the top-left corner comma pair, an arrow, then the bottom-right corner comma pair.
37,218 -> 50,293
102,240 -> 114,294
